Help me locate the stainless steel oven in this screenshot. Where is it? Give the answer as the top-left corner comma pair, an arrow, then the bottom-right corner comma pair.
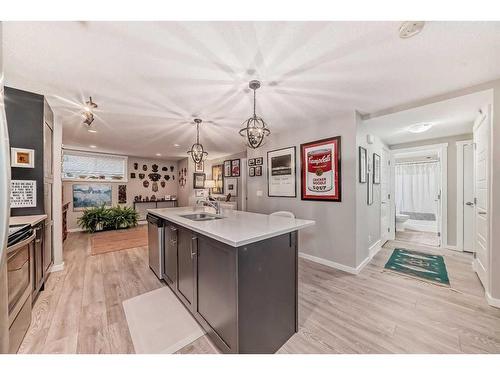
7,230 -> 34,353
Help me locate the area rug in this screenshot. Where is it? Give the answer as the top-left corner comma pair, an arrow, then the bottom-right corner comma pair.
384,248 -> 450,286
123,287 -> 205,354
90,225 -> 147,255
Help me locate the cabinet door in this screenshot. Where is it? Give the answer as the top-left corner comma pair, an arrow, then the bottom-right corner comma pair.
176,227 -> 195,308
195,236 -> 237,352
163,224 -> 178,286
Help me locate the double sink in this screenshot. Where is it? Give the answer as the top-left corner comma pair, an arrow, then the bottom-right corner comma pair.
180,213 -> 224,221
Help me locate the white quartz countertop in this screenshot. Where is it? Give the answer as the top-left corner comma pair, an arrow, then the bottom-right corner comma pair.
147,207 -> 315,247
10,214 -> 47,227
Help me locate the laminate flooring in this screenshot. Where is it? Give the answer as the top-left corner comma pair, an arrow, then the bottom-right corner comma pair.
18,233 -> 500,354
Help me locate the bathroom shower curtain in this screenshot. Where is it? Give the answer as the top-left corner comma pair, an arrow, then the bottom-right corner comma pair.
395,162 -> 438,217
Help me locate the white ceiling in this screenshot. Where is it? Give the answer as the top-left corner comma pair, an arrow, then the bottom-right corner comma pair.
3,21 -> 500,159
362,90 -> 492,145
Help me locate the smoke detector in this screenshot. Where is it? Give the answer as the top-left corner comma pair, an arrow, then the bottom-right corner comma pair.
399,21 -> 425,39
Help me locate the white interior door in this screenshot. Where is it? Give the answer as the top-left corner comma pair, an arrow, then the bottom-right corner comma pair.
463,143 -> 474,252
380,148 -> 394,242
473,106 -> 490,289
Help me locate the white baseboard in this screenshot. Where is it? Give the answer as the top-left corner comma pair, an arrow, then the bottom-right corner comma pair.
369,239 -> 382,258
68,228 -> 84,233
486,292 -> 500,309
298,252 -> 359,274
50,262 -> 65,273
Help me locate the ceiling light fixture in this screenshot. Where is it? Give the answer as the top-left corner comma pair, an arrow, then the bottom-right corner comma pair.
90,145 -> 97,148
156,153 -> 161,156
82,96 -> 98,129
399,21 -> 425,39
408,122 -> 433,133
173,144 -> 180,147
88,129 -> 97,133
239,80 -> 270,149
187,118 -> 208,163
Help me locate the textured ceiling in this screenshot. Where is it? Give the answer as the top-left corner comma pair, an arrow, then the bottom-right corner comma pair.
3,21 -> 500,159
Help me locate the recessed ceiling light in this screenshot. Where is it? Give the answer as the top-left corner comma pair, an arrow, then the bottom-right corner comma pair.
88,129 -> 97,133
399,21 -> 425,39
156,153 -> 161,156
173,144 -> 180,147
90,145 -> 97,148
408,123 -> 433,133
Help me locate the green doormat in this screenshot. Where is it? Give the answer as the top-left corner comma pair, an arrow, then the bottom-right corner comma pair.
384,248 -> 450,286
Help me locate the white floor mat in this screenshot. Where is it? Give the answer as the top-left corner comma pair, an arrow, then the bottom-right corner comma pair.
123,286 -> 204,354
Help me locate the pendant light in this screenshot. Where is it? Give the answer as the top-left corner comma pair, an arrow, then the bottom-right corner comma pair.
187,118 -> 208,163
239,80 -> 270,149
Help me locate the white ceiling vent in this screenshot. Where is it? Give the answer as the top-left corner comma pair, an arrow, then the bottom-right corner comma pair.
399,21 -> 425,39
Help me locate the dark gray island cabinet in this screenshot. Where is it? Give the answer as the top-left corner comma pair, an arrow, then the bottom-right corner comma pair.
150,208 -> 314,354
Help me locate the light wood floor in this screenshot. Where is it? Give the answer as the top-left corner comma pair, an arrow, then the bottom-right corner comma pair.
19,233 -> 500,354
395,229 -> 439,247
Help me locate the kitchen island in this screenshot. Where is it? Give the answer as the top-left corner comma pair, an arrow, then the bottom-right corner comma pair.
147,207 -> 314,354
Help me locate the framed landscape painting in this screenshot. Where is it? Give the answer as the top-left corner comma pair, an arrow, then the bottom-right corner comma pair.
73,184 -> 112,210
300,136 -> 341,202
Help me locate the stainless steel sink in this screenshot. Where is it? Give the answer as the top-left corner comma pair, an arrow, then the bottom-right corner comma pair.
179,213 -> 223,221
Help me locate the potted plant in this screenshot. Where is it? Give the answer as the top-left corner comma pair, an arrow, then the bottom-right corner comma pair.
77,205 -> 139,232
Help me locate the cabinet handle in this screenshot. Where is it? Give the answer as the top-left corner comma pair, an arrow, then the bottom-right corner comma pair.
191,236 -> 198,259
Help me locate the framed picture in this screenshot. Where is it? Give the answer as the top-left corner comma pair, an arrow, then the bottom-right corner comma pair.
300,136 -> 341,202
231,159 -> 240,177
248,158 -> 256,167
212,164 -> 224,194
367,173 -> 373,205
373,153 -> 381,184
223,160 -> 232,177
11,147 -> 35,168
224,177 -> 238,197
193,173 -> 206,189
195,161 -> 204,173
118,185 -> 127,204
249,167 -> 255,177
267,146 -> 296,198
255,157 -> 263,166
359,147 -> 367,183
73,184 -> 112,210
255,166 -> 262,176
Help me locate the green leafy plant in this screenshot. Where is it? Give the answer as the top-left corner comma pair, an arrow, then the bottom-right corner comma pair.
77,205 -> 139,233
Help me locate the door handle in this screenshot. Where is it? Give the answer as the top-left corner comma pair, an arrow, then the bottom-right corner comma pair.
191,236 -> 198,259
478,211 -> 487,215
465,202 -> 474,206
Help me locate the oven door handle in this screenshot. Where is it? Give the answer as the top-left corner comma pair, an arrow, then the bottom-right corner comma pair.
7,233 -> 35,257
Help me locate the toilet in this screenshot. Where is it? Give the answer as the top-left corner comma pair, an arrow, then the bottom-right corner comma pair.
396,214 -> 410,232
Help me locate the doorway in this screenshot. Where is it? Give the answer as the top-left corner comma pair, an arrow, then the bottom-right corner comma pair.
392,144 -> 447,248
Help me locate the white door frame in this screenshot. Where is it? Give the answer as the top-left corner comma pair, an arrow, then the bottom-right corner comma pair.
381,147 -> 395,242
456,139 -> 474,252
391,143 -> 448,249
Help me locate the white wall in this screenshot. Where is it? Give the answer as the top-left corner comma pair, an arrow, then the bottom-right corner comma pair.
356,113 -> 388,265
247,113 -> 358,268
63,156 -> 178,230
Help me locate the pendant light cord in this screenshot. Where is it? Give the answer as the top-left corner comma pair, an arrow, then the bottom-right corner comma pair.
253,88 -> 257,118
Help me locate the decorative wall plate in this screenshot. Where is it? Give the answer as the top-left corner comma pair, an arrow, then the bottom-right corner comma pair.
139,173 -> 145,179
134,163 -> 138,170
152,181 -> 158,192
143,180 -> 149,188
165,175 -> 170,181
160,181 -> 166,188
152,164 -> 159,172
162,166 -> 168,171
170,166 -> 174,172
142,164 -> 148,171
148,172 -> 161,181
172,175 -> 175,180
130,173 -> 136,179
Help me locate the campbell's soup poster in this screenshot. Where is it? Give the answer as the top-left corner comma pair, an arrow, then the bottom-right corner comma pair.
301,136 -> 341,201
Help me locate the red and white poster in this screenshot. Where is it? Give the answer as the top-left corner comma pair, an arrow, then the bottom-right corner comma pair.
300,136 -> 341,201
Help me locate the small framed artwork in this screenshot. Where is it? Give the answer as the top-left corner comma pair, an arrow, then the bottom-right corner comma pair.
11,147 -> 35,168
373,153 -> 381,184
359,147 -> 367,183
248,158 -> 256,167
255,157 -> 263,165
212,164 -> 224,194
249,167 -> 255,177
130,173 -> 136,179
193,173 -> 206,189
224,177 -> 238,196
231,159 -> 240,177
195,161 -> 204,173
267,146 -> 296,197
223,160 -> 232,177
300,136 -> 341,202
255,166 -> 262,176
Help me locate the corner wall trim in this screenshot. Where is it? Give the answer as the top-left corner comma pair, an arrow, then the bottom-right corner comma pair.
486,292 -> 500,309
49,262 -> 65,273
298,252 -> 360,274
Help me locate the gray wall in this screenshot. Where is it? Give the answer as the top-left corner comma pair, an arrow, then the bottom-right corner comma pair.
356,113 -> 388,264
247,113 -> 358,268
390,133 -> 473,247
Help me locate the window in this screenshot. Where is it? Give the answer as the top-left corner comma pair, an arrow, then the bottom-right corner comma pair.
62,150 -> 128,182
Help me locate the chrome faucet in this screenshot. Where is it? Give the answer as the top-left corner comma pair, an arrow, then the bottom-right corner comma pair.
196,199 -> 221,215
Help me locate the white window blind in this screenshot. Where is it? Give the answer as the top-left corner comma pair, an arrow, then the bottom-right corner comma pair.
62,150 -> 127,181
